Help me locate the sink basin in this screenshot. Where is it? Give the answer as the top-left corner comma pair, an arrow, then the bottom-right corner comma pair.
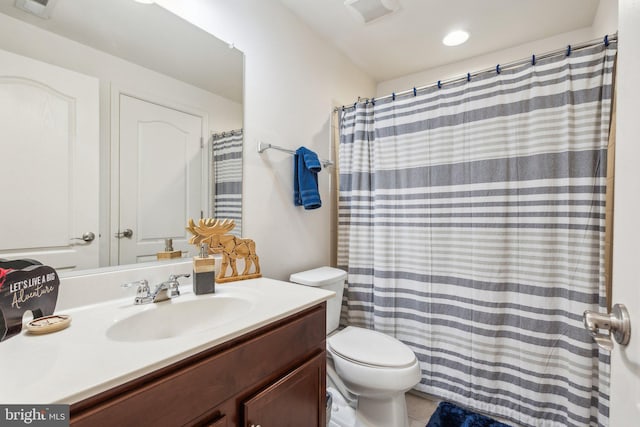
106,294 -> 255,342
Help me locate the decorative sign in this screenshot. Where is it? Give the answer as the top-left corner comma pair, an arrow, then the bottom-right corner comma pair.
0,258 -> 43,270
0,260 -> 61,342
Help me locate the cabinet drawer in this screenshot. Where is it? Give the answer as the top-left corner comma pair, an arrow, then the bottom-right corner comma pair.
71,304 -> 326,427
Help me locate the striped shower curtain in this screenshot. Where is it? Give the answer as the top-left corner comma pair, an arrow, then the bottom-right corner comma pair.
338,42 -> 615,427
210,130 -> 243,236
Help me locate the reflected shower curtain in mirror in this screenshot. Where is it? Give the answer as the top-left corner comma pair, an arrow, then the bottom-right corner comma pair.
338,42 -> 616,427
210,129 -> 243,236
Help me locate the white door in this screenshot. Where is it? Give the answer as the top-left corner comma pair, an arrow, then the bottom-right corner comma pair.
117,95 -> 203,264
609,1 -> 640,425
0,49 -> 99,271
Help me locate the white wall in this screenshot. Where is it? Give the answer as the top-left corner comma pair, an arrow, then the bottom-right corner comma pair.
376,28 -> 593,97
593,0 -> 618,37
155,0 -> 376,281
376,0 -> 618,97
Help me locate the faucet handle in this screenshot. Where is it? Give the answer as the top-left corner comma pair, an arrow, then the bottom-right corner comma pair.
167,274 -> 190,297
122,280 -> 150,298
168,273 -> 191,282
122,279 -> 149,289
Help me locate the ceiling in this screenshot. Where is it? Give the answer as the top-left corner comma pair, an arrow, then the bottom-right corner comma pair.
278,0 -> 601,82
0,0 -> 244,103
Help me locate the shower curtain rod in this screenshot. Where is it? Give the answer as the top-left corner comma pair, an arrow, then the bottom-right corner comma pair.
257,141 -> 334,168
211,128 -> 243,139
334,32 -> 617,113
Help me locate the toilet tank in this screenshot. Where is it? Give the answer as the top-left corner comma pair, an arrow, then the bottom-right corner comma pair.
289,267 -> 347,334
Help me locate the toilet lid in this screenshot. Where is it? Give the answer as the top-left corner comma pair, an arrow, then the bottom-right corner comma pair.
289,267 -> 347,287
327,326 -> 416,368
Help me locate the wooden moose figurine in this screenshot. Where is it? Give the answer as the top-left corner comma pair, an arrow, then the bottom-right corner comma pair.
186,218 -> 261,283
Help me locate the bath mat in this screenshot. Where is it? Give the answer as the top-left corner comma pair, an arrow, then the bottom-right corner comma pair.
426,401 -> 511,427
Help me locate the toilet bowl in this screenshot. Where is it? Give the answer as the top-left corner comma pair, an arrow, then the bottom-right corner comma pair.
328,326 -> 422,427
290,267 -> 422,427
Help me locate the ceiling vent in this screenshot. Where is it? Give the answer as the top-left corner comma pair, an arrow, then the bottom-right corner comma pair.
14,0 -> 57,19
344,0 -> 400,24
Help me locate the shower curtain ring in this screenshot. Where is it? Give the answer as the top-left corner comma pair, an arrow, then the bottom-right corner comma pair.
413,87 -> 417,96
532,54 -> 536,65
566,45 -> 572,56
467,73 -> 471,82
496,64 -> 501,74
392,92 -> 396,101
604,35 -> 609,46
437,80 -> 442,89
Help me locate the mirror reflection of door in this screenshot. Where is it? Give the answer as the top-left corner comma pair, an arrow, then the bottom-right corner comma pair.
0,48 -> 99,271
117,94 -> 204,264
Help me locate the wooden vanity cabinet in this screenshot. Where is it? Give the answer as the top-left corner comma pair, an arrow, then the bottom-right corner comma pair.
70,303 -> 327,427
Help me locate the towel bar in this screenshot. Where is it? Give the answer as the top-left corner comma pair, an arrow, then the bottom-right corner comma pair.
257,141 -> 334,168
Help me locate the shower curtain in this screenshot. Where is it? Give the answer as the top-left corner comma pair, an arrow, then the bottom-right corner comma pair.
210,129 -> 243,236
337,42 -> 615,427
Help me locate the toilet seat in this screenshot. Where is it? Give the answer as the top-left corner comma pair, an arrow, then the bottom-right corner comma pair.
327,326 -> 417,368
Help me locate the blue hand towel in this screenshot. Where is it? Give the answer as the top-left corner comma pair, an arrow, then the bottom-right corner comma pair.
294,146 -> 322,210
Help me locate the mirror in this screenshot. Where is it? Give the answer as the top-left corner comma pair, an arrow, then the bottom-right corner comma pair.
0,0 -> 243,272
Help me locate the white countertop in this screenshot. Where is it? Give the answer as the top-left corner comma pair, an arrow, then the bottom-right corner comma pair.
0,277 -> 333,404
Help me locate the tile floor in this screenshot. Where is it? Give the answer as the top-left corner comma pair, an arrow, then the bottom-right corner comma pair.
406,392 -> 439,427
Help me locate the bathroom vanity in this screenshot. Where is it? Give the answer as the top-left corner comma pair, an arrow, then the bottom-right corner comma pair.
0,263 -> 333,427
71,304 -> 327,426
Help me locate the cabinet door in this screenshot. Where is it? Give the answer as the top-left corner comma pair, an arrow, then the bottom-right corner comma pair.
243,352 -> 325,427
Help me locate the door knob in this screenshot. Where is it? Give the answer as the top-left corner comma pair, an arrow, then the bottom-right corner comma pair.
71,232 -> 95,243
115,228 -> 133,239
583,303 -> 630,351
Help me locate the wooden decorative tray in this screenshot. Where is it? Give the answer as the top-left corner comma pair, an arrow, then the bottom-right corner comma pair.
26,315 -> 71,335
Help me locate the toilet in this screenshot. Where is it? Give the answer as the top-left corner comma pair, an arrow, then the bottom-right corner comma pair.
290,267 -> 422,427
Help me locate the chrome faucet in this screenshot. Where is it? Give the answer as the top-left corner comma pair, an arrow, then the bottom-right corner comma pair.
151,274 -> 191,303
123,274 -> 191,305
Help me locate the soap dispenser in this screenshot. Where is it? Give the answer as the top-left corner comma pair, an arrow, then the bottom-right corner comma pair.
193,243 -> 215,295
156,238 -> 182,260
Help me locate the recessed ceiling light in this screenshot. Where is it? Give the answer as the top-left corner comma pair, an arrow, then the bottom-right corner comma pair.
443,30 -> 469,47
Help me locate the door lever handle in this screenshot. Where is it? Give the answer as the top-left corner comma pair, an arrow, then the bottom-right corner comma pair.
583,303 -> 630,351
71,232 -> 95,243
115,228 -> 133,239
